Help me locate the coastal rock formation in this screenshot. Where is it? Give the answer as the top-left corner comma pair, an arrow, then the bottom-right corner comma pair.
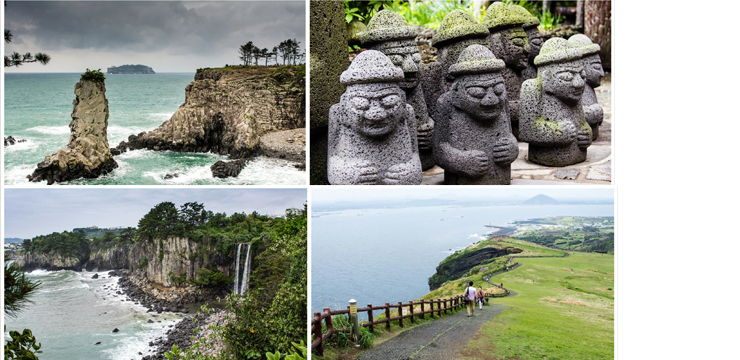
258,128 -> 306,162
4,136 -> 27,146
118,66 -> 305,160
210,159 -> 247,178
27,78 -> 118,184
428,246 -> 522,290
16,251 -> 86,271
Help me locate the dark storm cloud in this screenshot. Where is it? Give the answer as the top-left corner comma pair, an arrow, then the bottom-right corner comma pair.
5,1 -> 305,55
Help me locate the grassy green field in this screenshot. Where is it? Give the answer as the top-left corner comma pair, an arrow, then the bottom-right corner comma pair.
460,252 -> 614,360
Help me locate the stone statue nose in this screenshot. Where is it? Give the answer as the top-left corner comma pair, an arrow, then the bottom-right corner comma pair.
481,89 -> 500,107
364,103 -> 387,121
402,56 -> 418,73
572,75 -> 585,89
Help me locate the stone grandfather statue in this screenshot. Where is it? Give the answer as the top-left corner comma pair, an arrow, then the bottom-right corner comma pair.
433,44 -> 518,185
519,37 -> 592,166
361,10 -> 435,170
511,5 -> 542,81
569,34 -> 605,140
483,2 -> 531,139
422,10 -> 489,117
327,50 -> 422,185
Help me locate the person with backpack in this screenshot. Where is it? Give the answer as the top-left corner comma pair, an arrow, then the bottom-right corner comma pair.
464,281 -> 477,316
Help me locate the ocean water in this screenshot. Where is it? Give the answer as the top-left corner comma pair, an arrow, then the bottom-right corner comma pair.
311,204 -> 614,318
4,73 -> 305,185
3,269 -> 181,360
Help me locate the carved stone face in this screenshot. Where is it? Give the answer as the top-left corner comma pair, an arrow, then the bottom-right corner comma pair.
376,40 -> 422,90
541,62 -> 586,104
341,83 -> 407,137
525,27 -> 542,65
497,28 -> 530,71
582,54 -> 604,88
453,73 -> 506,121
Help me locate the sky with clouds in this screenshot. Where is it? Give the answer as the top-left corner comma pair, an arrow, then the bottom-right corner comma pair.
312,187 -> 615,203
3,0 -> 305,73
4,188 -> 307,238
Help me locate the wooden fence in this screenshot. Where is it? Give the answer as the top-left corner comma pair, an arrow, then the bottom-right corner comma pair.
311,294 -> 491,356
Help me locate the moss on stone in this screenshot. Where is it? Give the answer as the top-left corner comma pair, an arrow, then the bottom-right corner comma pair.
431,10 -> 489,47
482,2 -> 528,32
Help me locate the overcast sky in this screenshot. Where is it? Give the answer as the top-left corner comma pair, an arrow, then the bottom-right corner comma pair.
3,0 -> 305,73
312,188 -> 615,204
4,188 -> 306,239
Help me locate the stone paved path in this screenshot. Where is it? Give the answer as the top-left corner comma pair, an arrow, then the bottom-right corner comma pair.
355,303 -> 507,360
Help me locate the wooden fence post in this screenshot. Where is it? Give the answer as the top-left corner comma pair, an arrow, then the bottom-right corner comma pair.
313,311 -> 323,356
398,301 -> 404,327
385,303 -> 391,330
420,300 -> 425,320
437,298 -> 442,317
368,303 -> 374,333
409,300 -> 415,324
323,308 -> 334,334
430,300 -> 435,319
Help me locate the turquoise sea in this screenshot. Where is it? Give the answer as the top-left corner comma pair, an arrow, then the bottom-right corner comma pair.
3,269 -> 182,360
4,73 -> 305,185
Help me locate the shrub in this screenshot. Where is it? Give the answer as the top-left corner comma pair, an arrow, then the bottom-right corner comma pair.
137,257 -> 148,269
80,68 -> 105,82
190,268 -> 230,287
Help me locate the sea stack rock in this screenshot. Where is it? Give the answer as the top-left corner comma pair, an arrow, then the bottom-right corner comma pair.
433,45 -> 518,185
569,34 -> 604,140
519,37 -> 592,166
327,50 -> 422,185
361,10 -> 435,170
27,76 -> 117,184
421,10 -> 489,117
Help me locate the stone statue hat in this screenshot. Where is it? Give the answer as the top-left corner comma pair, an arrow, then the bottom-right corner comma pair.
482,2 -> 528,32
360,10 -> 418,45
340,50 -> 405,86
568,34 -> 601,56
509,4 -> 540,29
448,44 -> 506,77
431,10 -> 489,47
534,37 -> 582,66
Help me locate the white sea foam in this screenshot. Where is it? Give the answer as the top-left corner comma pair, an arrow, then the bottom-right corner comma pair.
468,233 -> 487,240
27,125 -> 70,135
147,112 -> 174,121
5,164 -> 42,185
3,140 -> 38,152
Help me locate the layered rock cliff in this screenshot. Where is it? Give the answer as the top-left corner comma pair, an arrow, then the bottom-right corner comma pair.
118,66 -> 305,160
27,78 -> 118,184
17,251 -> 86,271
428,244 -> 522,290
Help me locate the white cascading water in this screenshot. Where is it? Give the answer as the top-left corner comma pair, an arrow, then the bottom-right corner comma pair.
240,243 -> 252,295
233,243 -> 242,293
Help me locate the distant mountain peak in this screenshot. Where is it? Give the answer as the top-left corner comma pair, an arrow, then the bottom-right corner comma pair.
522,194 -> 559,205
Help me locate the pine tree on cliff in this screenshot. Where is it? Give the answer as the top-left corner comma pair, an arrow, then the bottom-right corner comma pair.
4,2 -> 50,68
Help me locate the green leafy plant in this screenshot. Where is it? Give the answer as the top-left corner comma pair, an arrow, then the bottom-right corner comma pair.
4,328 -> 43,360
345,2 -> 365,23
137,257 -> 148,269
80,68 -> 105,82
535,9 -> 563,31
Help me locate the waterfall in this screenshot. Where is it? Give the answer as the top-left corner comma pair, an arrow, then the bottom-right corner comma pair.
240,243 -> 252,295
233,243 -> 242,294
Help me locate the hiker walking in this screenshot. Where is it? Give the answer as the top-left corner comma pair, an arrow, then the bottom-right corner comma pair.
464,281 -> 477,316
476,286 -> 485,310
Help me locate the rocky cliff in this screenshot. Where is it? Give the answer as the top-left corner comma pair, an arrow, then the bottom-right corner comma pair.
118,66 -> 305,160
27,78 -> 118,184
428,244 -> 522,290
17,251 -> 86,271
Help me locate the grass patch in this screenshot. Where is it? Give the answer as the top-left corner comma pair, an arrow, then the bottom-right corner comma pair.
460,252 -> 614,360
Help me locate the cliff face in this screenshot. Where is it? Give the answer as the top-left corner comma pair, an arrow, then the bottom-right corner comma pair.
28,79 -> 118,184
85,237 -> 233,287
120,66 -> 305,159
20,237 -> 236,288
428,246 -> 522,290
17,251 -> 85,271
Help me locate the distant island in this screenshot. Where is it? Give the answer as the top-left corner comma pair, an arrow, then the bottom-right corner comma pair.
107,64 -> 155,74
